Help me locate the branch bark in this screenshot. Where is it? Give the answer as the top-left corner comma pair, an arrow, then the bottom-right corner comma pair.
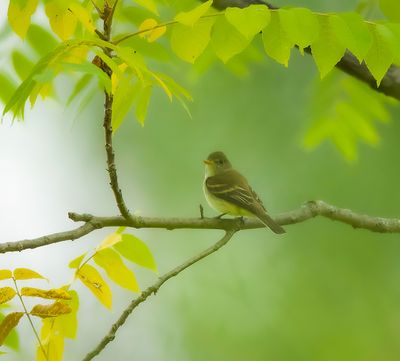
207,0 -> 400,101
81,230 -> 236,361
3,200 -> 400,254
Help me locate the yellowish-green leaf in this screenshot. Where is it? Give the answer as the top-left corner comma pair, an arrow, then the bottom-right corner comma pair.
0,288 -> 16,305
175,0 -> 213,26
171,18 -> 215,63
136,85 -> 152,126
45,0 -> 78,40
13,268 -> 46,281
8,0 -> 39,39
77,264 -> 112,309
69,2 -> 95,33
225,5 -> 270,40
21,287 -> 72,300
0,271 -> 12,281
112,74 -> 141,131
380,0 -> 400,22
135,0 -> 158,15
279,8 -> 319,53
94,248 -> 140,293
138,18 -> 166,42
364,24 -> 397,86
262,11 -> 292,67
311,15 -> 347,78
97,233 -> 123,252
37,319 -> 64,361
0,313 -> 23,346
338,13 -> 372,63
12,51 -> 34,81
30,302 -> 72,318
114,234 -> 157,272
68,253 -> 87,269
149,71 -> 172,100
55,290 -> 79,339
211,17 -> 251,63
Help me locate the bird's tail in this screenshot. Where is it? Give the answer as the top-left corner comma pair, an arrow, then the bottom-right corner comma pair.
256,211 -> 285,234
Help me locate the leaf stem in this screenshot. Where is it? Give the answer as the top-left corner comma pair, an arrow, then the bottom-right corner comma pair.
12,278 -> 48,361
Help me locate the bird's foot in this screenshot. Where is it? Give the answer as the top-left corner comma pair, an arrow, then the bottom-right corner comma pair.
214,213 -> 227,219
199,204 -> 204,219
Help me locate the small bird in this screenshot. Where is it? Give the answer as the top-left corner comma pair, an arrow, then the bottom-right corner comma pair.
203,151 -> 285,234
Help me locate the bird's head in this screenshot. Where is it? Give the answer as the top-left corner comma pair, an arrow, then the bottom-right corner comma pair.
203,151 -> 232,176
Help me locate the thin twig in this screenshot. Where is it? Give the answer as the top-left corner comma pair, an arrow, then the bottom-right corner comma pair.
100,0 -> 132,221
81,229 -> 236,361
2,200 -> 400,254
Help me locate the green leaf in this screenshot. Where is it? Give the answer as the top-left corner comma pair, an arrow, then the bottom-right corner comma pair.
135,85 -> 152,126
114,234 -> 157,272
62,61 -> 111,93
338,12 -> 372,63
67,74 -> 93,105
364,24 -> 397,86
379,0 -> 400,22
94,248 -> 140,293
27,25 -> 58,56
0,74 -> 17,105
175,0 -> 213,26
279,8 -> 319,53
135,0 -> 159,15
211,17 -> 251,63
8,0 -> 39,38
171,18 -> 215,63
225,5 -> 270,40
311,15 -> 347,78
262,11 -> 292,67
12,51 -> 34,80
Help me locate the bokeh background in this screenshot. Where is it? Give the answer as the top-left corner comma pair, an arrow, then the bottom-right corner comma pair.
2,0 -> 400,360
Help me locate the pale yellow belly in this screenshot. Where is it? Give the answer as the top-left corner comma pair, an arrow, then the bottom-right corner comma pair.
203,182 -> 255,217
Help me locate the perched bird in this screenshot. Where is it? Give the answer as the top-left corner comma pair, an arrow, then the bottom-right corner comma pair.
203,151 -> 285,234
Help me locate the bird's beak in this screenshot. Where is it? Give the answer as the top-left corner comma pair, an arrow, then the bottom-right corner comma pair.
203,159 -> 213,165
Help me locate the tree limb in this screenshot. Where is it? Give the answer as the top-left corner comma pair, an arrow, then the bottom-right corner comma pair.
2,200 -> 400,254
207,0 -> 400,101
81,229 -> 237,361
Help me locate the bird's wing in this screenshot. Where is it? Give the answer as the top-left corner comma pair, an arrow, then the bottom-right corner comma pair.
206,169 -> 262,213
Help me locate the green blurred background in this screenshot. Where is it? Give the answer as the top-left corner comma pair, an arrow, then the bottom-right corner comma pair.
2,0 -> 400,360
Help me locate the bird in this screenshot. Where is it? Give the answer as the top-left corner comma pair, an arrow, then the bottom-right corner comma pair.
203,151 -> 285,234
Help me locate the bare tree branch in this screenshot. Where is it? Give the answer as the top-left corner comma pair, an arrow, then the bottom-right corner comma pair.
207,0 -> 400,101
2,200 -> 400,254
81,229 -> 237,361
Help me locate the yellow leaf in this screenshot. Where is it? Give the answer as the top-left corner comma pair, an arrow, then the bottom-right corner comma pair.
68,3 -> 95,33
139,19 -> 166,42
94,248 -> 140,293
45,0 -> 77,40
68,253 -> 87,269
0,271 -> 12,281
0,288 -> 16,305
62,45 -> 89,64
30,302 -> 72,318
21,287 -> 72,300
111,63 -> 128,94
13,268 -> 46,281
8,0 -> 39,39
0,312 -> 24,346
38,319 -> 64,361
96,232 -> 122,252
77,264 -> 112,309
